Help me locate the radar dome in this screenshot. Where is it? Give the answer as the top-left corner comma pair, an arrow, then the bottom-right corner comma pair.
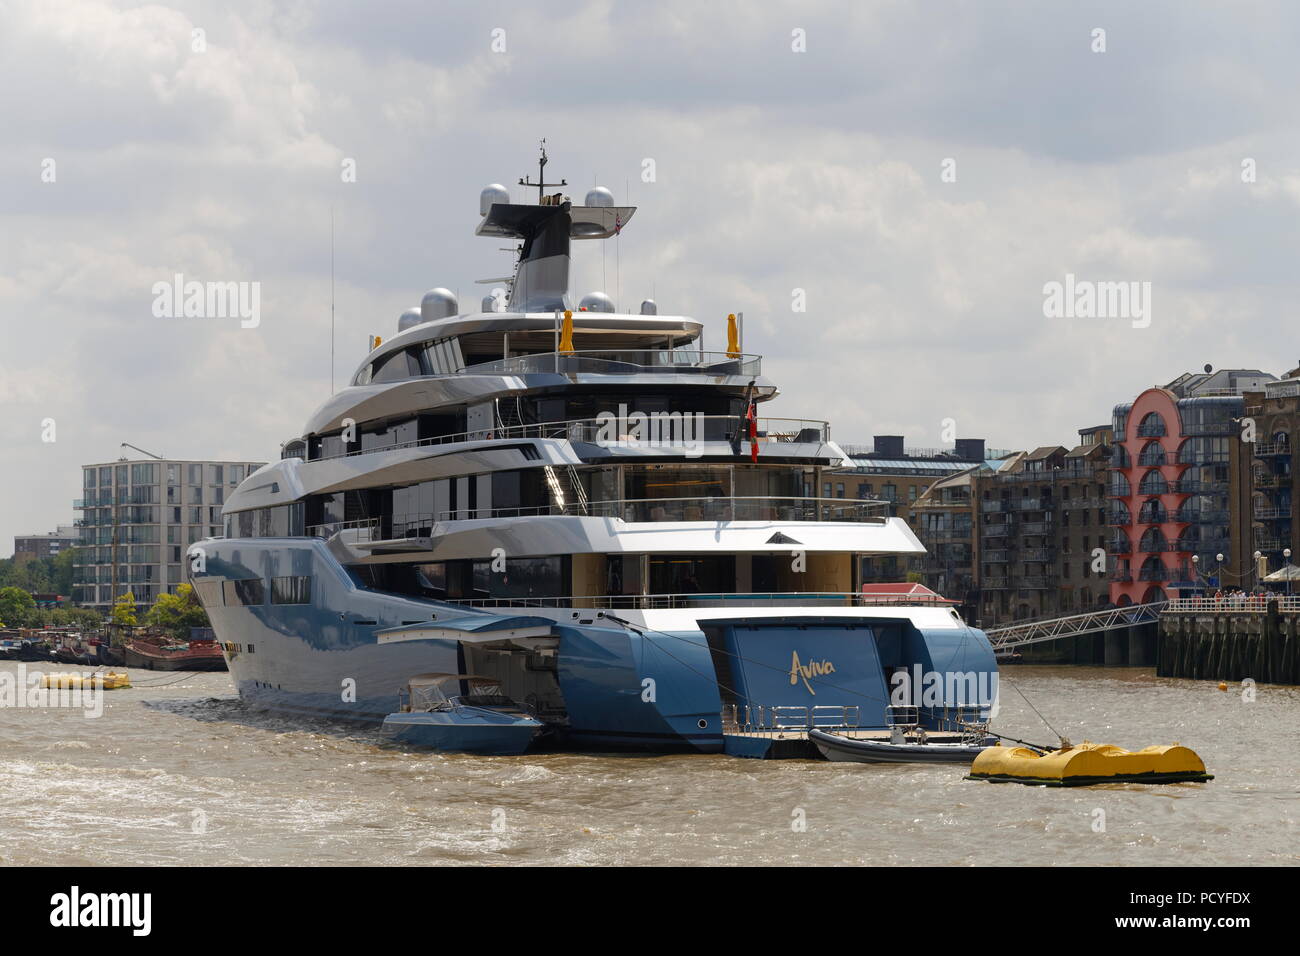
398,307 -> 423,332
481,294 -> 498,313
639,299 -> 657,315
420,288 -> 459,323
584,186 -> 615,208
579,291 -> 615,313
480,184 -> 510,216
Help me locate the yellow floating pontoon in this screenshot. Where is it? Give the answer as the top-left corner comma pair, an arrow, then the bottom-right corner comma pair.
967,741 -> 1212,786
39,671 -> 132,691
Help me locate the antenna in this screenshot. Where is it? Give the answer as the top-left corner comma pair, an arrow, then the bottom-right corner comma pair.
330,206 -> 336,395
518,138 -> 567,204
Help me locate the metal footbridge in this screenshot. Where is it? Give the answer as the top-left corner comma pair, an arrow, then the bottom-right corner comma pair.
983,601 -> 1167,652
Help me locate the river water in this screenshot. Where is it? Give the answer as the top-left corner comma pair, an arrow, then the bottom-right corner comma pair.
0,663 -> 1294,866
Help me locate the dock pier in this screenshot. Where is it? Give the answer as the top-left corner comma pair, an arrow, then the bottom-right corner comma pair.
1159,597 -> 1300,684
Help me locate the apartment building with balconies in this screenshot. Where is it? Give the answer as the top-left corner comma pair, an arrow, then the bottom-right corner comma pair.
1108,368 -> 1272,605
73,457 -> 265,612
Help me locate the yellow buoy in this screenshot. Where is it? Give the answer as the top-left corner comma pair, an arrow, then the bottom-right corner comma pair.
39,671 -> 132,691
1217,681 -> 1228,691
967,741 -> 1212,787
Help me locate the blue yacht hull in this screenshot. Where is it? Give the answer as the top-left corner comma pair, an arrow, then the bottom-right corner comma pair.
192,537 -> 998,754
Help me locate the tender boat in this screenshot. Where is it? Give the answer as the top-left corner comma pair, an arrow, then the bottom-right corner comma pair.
809,727 -> 993,764
382,673 -> 543,755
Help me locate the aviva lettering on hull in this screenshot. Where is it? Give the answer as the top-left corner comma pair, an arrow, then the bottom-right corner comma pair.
789,651 -> 836,694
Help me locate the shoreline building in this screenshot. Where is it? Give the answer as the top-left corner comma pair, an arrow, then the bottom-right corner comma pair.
835,436 -> 1004,586
1243,364 -> 1300,574
911,427 -> 1112,628
73,457 -> 265,613
1108,368 -> 1274,605
12,525 -> 80,562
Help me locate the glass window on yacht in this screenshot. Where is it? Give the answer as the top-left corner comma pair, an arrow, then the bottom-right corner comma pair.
472,555 -> 570,599
422,338 -> 465,375
626,466 -> 730,502
370,348 -> 423,384
271,576 -> 311,605
223,578 -> 265,606
650,555 -> 736,595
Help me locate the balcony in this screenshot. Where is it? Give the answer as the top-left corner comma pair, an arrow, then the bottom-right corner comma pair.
1019,576 -> 1052,589
1107,511 -> 1131,526
1139,566 -> 1171,581
1253,440 -> 1292,457
983,550 -> 1009,563
1137,423 -> 1167,438
980,499 -> 1009,513
1254,505 -> 1292,520
982,576 -> 1009,589
1021,548 -> 1053,561
1108,537 -> 1131,553
1109,570 -> 1133,582
1011,498 -> 1048,511
1137,450 -> 1178,467
1021,522 -> 1053,535
1178,509 -> 1227,525
923,528 -> 973,542
983,525 -> 1011,538
1063,497 -> 1106,510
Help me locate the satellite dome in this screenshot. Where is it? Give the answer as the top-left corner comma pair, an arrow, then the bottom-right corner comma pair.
584,186 -> 615,208
420,288 -> 459,323
398,307 -> 423,332
481,294 -> 498,313
579,291 -> 615,313
479,184 -> 510,216
639,299 -> 657,315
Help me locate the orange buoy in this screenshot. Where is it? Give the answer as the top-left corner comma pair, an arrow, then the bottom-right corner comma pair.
1217,682 -> 1228,691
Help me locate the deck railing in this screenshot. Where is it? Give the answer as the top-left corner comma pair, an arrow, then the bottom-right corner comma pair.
429,495 -> 890,524
309,414 -> 829,463
446,591 -> 958,610
1165,595 -> 1300,613
461,349 -> 763,378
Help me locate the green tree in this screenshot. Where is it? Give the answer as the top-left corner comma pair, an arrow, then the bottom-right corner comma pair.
51,549 -> 77,595
111,591 -> 139,627
144,584 -> 209,640
0,586 -> 37,628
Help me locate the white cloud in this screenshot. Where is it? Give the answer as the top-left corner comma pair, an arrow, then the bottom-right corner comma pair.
4,0 -> 1300,550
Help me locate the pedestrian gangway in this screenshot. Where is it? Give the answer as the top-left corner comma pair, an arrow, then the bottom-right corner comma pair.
983,601 -> 1168,652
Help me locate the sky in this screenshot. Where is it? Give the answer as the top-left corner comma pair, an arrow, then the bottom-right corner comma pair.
3,0 -> 1300,552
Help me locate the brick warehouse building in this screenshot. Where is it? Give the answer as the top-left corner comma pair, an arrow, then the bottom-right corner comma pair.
1108,369 -> 1272,605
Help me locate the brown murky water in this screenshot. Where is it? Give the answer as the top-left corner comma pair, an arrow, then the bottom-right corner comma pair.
0,663 -> 1295,866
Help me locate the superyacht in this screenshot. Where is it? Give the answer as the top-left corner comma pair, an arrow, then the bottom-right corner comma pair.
190,148 -> 997,754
